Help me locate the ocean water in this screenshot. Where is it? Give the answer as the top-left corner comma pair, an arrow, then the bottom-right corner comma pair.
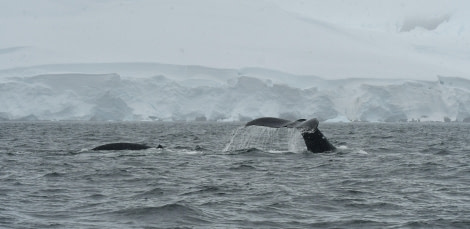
1,121 -> 469,228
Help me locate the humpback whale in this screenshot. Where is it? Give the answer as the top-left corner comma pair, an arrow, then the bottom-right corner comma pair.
92,143 -> 163,151
245,117 -> 335,153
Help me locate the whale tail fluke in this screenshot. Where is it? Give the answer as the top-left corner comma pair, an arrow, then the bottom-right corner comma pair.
245,117 -> 335,153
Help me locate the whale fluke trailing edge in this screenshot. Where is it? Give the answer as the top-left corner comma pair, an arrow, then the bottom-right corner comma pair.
245,117 -> 335,153
92,143 -> 163,151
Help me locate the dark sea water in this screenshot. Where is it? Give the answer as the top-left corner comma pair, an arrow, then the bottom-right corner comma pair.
1,121 -> 469,228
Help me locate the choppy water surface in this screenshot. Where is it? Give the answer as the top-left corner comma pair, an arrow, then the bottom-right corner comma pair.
1,121 -> 469,228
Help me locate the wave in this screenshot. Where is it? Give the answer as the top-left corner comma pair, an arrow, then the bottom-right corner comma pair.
182,185 -> 222,196
402,219 -> 470,228
132,187 -> 165,199
110,203 -> 212,226
43,172 -> 65,178
309,219 -> 388,228
229,163 -> 257,171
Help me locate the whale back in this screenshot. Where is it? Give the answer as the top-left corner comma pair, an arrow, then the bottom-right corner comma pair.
92,143 -> 151,151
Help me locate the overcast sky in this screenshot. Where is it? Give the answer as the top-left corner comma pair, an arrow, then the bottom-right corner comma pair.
1,0 -> 469,80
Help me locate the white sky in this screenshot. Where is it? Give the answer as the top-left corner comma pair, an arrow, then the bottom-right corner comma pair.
0,0 -> 469,80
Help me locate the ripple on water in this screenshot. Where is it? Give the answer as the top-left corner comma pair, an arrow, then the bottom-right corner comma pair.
132,187 -> 165,199
109,203 -> 212,227
1,122 -> 469,228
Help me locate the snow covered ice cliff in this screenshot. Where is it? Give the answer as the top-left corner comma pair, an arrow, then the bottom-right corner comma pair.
0,63 -> 469,122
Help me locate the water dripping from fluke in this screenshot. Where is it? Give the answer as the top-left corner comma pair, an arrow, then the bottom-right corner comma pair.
223,125 -> 306,153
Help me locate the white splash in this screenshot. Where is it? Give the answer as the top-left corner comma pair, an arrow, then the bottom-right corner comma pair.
356,149 -> 369,155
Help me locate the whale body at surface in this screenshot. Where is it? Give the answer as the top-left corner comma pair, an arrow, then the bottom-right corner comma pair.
92,143 -> 163,151
245,117 -> 335,153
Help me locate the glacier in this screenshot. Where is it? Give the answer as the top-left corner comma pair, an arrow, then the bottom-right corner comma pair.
0,63 -> 469,122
